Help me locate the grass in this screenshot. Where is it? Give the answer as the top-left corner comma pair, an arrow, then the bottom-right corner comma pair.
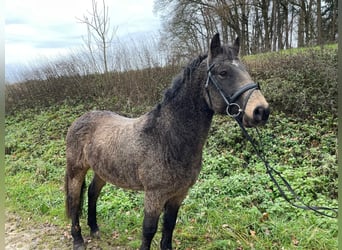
244,43 -> 338,61
5,44 -> 338,249
5,102 -> 337,249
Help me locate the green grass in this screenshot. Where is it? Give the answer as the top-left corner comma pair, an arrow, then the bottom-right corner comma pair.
5,102 -> 337,249
244,43 -> 338,61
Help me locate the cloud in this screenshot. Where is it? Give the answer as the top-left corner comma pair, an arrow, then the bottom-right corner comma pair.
5,17 -> 27,25
5,0 -> 160,82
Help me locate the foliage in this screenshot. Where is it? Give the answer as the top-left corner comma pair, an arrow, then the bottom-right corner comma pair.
154,0 -> 338,58
5,34 -> 173,114
245,44 -> 337,117
5,100 -> 337,249
5,45 -> 337,249
5,45 -> 337,120
5,65 -> 177,115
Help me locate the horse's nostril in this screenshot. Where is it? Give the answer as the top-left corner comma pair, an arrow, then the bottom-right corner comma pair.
253,106 -> 270,122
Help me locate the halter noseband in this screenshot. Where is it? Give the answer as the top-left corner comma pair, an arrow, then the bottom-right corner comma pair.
205,63 -> 260,118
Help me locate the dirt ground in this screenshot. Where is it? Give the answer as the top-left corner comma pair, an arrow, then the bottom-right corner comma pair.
5,212 -> 133,250
5,212 -> 72,250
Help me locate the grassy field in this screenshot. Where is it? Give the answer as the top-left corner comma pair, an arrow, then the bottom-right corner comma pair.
5,45 -> 337,249
5,103 -> 337,249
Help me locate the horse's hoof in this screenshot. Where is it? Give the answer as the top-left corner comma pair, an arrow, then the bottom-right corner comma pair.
73,242 -> 86,250
90,230 -> 101,239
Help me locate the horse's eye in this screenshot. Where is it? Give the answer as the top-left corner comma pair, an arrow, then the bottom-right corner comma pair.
219,71 -> 228,77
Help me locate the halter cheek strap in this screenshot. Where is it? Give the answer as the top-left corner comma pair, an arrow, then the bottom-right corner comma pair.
205,64 -> 259,117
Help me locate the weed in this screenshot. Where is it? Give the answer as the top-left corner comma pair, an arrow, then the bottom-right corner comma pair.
5,103 -> 337,249
5,47 -> 337,249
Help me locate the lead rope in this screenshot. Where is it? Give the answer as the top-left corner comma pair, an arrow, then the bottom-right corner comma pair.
205,65 -> 337,218
234,117 -> 338,219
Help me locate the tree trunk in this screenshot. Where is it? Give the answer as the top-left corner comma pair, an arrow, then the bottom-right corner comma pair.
261,0 -> 271,51
297,0 -> 305,47
277,0 -> 283,50
331,0 -> 337,41
283,1 -> 290,49
317,0 -> 322,47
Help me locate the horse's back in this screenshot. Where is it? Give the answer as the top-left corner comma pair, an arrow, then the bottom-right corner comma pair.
66,110 -> 146,189
67,110 -> 138,140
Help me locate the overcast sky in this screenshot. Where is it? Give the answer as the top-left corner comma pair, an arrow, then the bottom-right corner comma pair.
5,0 -> 160,82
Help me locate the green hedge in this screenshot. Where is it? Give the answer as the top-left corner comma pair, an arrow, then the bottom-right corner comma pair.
245,45 -> 337,117
6,45 -> 337,118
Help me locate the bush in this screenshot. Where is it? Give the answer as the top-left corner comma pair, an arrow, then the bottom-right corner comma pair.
5,105 -> 337,249
5,65 -> 179,115
5,45 -> 337,118
245,45 -> 337,117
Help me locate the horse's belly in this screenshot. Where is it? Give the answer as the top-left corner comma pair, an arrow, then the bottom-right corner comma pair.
85,143 -> 144,190
106,171 -> 144,190
93,161 -> 144,190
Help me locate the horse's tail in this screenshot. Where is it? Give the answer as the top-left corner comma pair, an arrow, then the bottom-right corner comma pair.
65,166 -> 86,219
65,116 -> 89,219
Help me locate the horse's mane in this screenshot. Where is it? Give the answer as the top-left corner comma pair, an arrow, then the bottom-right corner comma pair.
162,54 -> 208,104
143,54 -> 208,133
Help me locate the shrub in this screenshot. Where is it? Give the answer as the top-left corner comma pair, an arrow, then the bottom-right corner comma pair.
5,45 -> 337,118
5,65 -> 179,115
245,45 -> 337,117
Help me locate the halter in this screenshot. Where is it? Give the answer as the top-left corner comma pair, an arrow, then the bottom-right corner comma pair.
205,63 -> 260,117
205,61 -> 337,218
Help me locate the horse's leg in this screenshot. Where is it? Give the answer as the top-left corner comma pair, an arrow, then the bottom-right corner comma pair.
65,166 -> 87,250
140,192 -> 164,250
87,173 -> 106,238
141,211 -> 160,250
160,195 -> 185,250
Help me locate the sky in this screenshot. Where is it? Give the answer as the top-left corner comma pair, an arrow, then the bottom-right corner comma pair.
5,0 -> 161,82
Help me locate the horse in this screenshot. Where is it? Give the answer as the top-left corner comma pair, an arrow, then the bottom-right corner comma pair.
65,33 -> 270,250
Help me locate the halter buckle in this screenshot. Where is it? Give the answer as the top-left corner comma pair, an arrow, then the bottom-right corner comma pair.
226,103 -> 242,117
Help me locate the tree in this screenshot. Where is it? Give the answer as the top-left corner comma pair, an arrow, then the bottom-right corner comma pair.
77,0 -> 117,74
154,0 -> 338,58
321,0 -> 338,42
317,0 -> 322,46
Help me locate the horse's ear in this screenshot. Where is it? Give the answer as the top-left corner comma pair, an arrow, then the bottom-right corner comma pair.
209,33 -> 221,59
233,37 -> 240,55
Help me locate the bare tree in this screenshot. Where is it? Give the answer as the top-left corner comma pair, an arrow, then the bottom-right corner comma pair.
155,0 -> 338,57
317,0 -> 322,46
77,0 -> 117,74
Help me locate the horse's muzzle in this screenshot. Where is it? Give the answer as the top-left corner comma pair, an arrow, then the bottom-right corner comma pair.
254,105 -> 270,123
244,105 -> 270,127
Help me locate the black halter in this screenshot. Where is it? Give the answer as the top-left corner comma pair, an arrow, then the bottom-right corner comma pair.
205,63 -> 260,117
205,62 -> 337,218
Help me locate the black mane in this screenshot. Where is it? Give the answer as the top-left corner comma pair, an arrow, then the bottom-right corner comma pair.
162,54 -> 208,104
143,54 -> 209,133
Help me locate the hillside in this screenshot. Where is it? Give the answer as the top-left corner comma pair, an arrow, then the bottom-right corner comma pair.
5,46 -> 337,249
5,44 -> 337,117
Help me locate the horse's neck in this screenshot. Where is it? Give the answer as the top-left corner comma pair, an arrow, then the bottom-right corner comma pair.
160,78 -> 214,145
143,64 -> 213,145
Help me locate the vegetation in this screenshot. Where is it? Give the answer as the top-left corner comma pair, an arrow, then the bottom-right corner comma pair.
5,44 -> 337,118
245,44 -> 337,117
5,106 -> 337,249
5,46 -> 337,249
76,0 -> 118,74
154,0 -> 338,58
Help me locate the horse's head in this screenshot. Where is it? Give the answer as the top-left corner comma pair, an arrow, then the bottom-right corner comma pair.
204,33 -> 270,127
